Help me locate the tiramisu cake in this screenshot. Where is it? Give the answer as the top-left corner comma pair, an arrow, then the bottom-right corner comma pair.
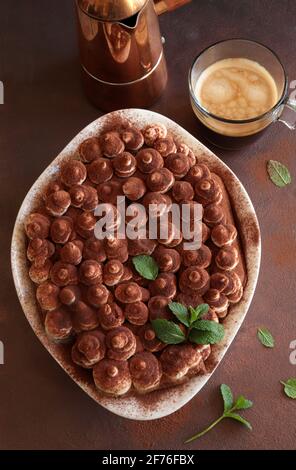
24,119 -> 246,397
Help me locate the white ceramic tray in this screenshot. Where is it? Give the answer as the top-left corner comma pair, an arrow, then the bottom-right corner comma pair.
11,109 -> 261,420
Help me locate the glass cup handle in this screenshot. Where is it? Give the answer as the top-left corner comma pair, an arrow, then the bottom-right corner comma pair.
278,98 -> 296,130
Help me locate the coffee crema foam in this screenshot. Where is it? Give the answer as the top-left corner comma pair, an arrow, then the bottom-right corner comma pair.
195,58 -> 278,120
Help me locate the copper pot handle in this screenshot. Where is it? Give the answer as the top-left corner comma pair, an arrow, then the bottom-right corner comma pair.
154,0 -> 191,15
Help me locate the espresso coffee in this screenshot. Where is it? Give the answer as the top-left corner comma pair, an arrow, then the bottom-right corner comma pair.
195,58 -> 278,121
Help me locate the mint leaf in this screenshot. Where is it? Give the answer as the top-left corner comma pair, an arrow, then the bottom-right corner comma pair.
189,320 -> 224,344
194,303 -> 210,319
189,328 -> 223,345
234,395 -> 253,410
257,328 -> 274,348
280,378 -> 296,399
132,255 -> 159,280
267,160 -> 291,187
220,384 -> 233,412
189,303 -> 209,324
185,384 -> 253,443
224,412 -> 252,430
168,302 -> 190,327
151,319 -> 185,344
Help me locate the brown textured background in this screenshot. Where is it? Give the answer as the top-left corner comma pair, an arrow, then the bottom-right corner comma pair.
1,0 -> 296,450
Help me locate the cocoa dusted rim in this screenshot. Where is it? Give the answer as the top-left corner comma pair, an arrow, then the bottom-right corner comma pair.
23,118 -> 246,397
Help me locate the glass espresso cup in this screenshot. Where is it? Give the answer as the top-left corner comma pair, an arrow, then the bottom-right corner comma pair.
189,39 -> 296,149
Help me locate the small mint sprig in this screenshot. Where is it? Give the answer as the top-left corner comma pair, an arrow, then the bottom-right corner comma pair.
169,302 -> 209,327
151,302 -> 224,346
185,384 -> 253,443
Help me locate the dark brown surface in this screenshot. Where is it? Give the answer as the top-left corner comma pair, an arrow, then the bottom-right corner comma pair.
1,0 -> 296,450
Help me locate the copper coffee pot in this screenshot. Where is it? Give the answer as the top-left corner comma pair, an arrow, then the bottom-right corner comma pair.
76,0 -> 168,111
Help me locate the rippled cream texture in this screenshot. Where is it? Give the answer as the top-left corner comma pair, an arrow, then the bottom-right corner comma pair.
195,58 -> 278,120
